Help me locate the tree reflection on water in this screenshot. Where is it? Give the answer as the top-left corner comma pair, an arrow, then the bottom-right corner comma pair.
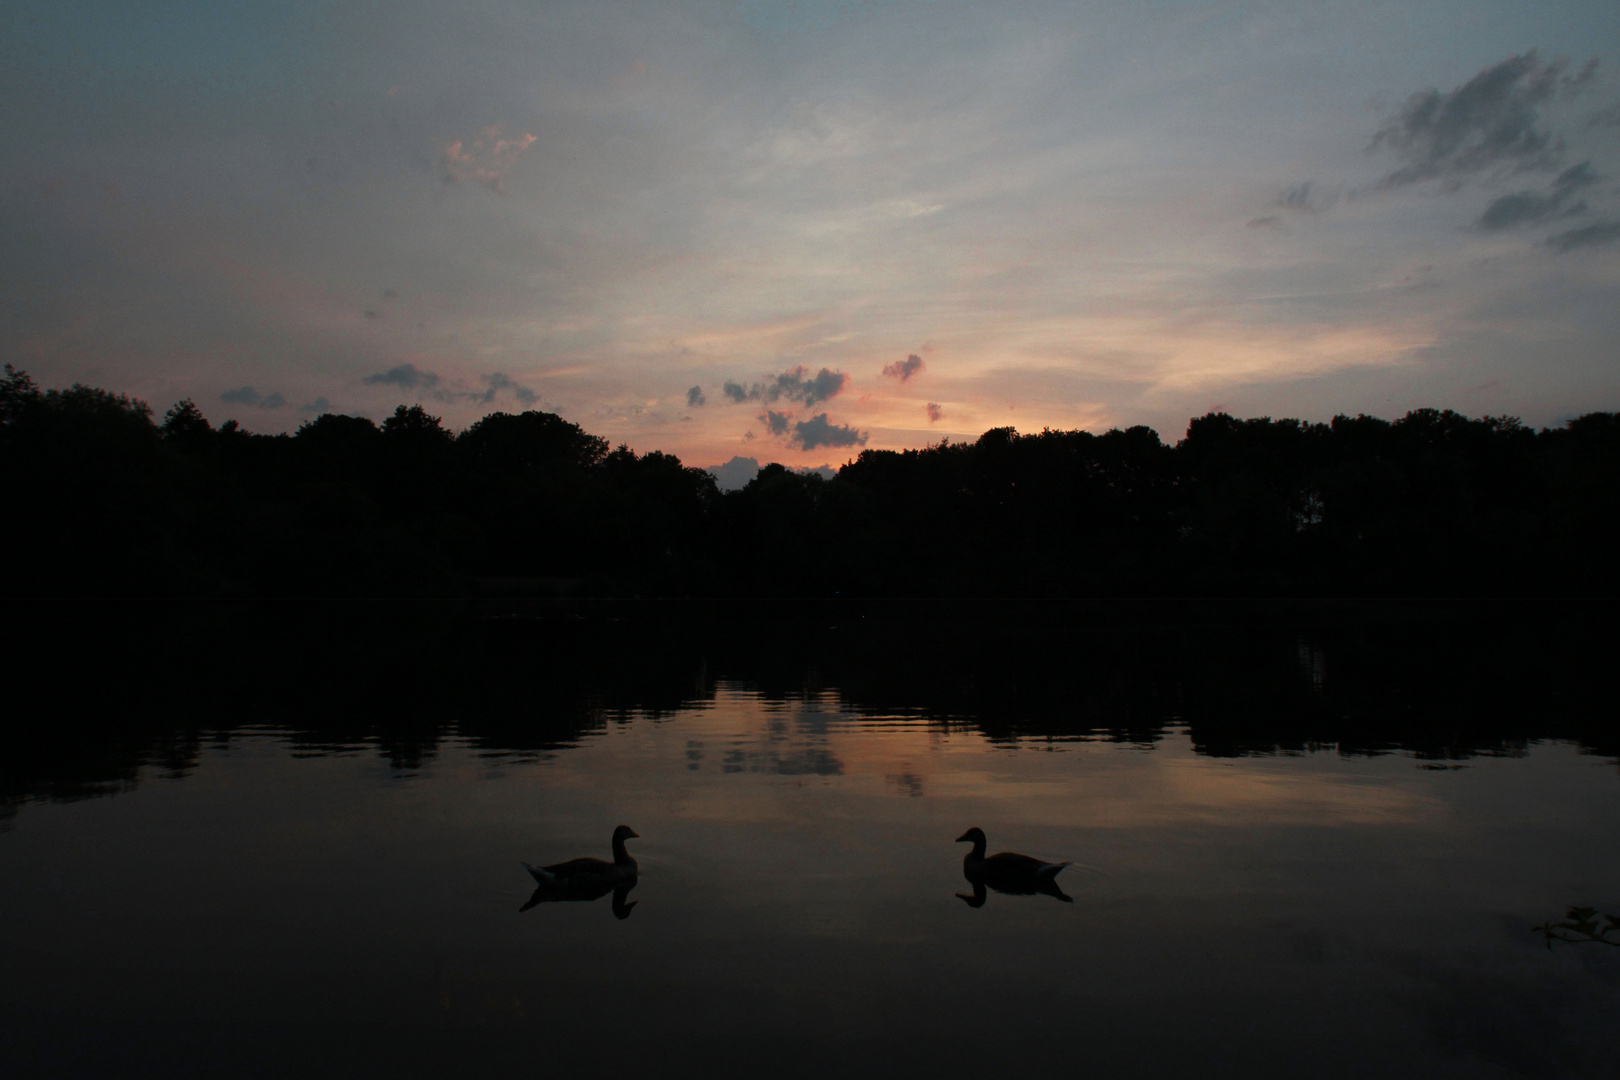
3,598 -> 1616,822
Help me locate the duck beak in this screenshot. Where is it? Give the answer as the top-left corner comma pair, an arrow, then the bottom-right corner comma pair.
626,828 -> 640,839
955,830 -> 973,842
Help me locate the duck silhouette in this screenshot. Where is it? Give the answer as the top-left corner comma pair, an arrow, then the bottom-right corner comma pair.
954,827 -> 1072,907
520,825 -> 640,919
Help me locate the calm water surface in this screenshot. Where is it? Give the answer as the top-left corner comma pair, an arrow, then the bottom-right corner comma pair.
2,602 -> 1616,1078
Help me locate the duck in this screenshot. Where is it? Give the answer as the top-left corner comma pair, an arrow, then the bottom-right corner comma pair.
522,825 -> 640,891
955,827 -> 1072,905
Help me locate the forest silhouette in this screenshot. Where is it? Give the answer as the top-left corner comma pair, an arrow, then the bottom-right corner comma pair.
3,364 -> 1617,597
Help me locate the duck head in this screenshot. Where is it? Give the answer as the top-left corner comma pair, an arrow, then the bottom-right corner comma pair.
955,827 -> 986,845
613,825 -> 640,842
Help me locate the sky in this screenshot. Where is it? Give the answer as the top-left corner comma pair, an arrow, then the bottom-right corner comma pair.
3,0 -> 1618,468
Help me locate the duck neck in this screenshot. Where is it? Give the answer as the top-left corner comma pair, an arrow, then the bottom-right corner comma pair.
612,835 -> 634,866
965,836 -> 987,861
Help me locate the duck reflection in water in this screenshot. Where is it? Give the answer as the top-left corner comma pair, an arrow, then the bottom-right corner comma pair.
521,825 -> 640,919
955,827 -> 1072,907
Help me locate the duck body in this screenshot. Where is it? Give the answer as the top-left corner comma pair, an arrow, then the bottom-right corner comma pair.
524,824 -> 639,887
521,825 -> 640,917
527,854 -> 635,885
955,827 -> 1072,905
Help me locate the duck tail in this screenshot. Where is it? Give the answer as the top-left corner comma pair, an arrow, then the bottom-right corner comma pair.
1039,861 -> 1073,879
522,861 -> 556,885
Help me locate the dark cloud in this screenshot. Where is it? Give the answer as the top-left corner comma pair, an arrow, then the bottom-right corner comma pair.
1248,180 -> 1332,228
705,455 -> 759,491
724,366 -> 849,406
687,385 -> 706,407
1551,160 -> 1601,190
1277,181 -> 1314,210
1561,58 -> 1600,100
883,353 -> 924,381
483,371 -> 538,405
791,413 -> 866,451
760,409 -> 792,436
1546,220 -> 1620,253
1370,51 -> 1593,189
1587,104 -> 1620,129
363,363 -> 440,389
298,397 -> 332,415
1477,161 -> 1600,230
219,386 -> 286,410
926,402 -> 944,422
421,372 -> 537,406
786,367 -> 847,405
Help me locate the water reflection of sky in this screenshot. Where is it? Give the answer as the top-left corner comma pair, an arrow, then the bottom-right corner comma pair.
2,685 -> 1617,1077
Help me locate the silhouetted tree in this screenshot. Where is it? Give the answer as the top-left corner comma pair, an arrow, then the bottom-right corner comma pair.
161,399 -> 214,448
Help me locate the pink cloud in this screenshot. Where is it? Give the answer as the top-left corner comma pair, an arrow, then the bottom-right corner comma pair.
440,125 -> 538,194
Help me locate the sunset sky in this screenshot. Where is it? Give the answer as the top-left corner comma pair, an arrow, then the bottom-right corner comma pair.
4,0 -> 1618,468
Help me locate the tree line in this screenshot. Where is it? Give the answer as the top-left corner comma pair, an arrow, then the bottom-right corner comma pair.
3,364 -> 1616,596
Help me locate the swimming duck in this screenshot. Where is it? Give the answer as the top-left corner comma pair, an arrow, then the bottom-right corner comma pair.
955,827 -> 1072,905
523,825 -> 639,888
520,825 -> 641,918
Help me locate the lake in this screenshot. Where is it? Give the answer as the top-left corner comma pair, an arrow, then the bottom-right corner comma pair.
2,600 -> 1616,1078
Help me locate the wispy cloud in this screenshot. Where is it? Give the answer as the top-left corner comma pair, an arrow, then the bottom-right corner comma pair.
1275,182 -> 1317,212
687,385 -> 706,407
1369,51 -> 1594,189
1546,221 -> 1620,253
1477,161 -> 1600,230
1247,180 -> 1336,230
298,397 -> 331,415
440,124 -> 538,194
925,402 -> 944,422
